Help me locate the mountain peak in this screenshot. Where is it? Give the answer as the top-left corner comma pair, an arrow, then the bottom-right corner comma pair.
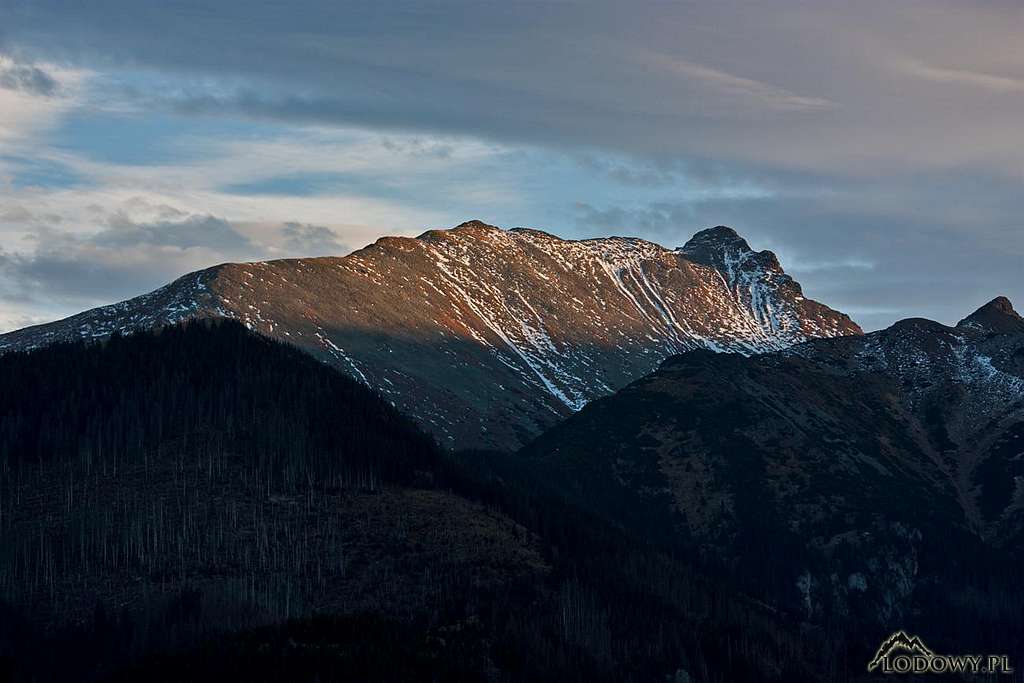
956,296 -> 1024,334
454,219 -> 500,230
973,295 -> 1016,316
417,219 -> 501,242
681,225 -> 751,252
679,225 -> 785,284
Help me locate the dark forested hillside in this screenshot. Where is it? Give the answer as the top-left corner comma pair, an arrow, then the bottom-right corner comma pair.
0,321 -> 547,680
0,317 -> 438,485
2,319 -> 974,682
0,320 -> 838,683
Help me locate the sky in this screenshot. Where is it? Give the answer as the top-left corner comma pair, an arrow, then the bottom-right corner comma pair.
0,1 -> 1022,332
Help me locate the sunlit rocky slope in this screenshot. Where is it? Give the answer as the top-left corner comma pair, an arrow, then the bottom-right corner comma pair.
0,221 -> 860,449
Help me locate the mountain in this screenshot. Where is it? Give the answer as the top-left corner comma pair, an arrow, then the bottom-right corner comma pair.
0,321 -> 544,637
0,321 -> 849,682
520,297 -> 1024,651
0,221 -> 860,450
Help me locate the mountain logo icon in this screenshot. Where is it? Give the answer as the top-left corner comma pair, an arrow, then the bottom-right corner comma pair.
867,631 -> 935,671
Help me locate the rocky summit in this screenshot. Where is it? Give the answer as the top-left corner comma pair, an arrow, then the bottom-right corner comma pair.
0,221 -> 860,449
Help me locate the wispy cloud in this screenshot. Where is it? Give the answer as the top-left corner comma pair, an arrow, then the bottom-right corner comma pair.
637,50 -> 835,113
899,60 -> 1024,93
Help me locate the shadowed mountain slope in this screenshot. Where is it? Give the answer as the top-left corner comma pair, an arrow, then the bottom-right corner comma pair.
521,297 -> 1024,654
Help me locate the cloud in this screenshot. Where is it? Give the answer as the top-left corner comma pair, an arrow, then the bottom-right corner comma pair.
0,205 -> 33,222
0,54 -> 88,145
0,209 -> 261,306
0,2 -> 845,157
575,202 -> 699,243
636,50 -> 834,113
0,56 -> 58,96
0,310 -> 50,334
97,212 -> 256,252
280,222 -> 348,256
898,60 -> 1024,93
5,0 -> 1023,177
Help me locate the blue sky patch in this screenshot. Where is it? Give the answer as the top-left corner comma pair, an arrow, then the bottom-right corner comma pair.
221,172 -> 358,197
4,156 -> 87,190
51,110 -> 286,166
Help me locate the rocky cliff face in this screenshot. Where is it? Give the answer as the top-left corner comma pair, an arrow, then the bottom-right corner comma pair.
0,221 -> 860,449
522,297 -> 1024,627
